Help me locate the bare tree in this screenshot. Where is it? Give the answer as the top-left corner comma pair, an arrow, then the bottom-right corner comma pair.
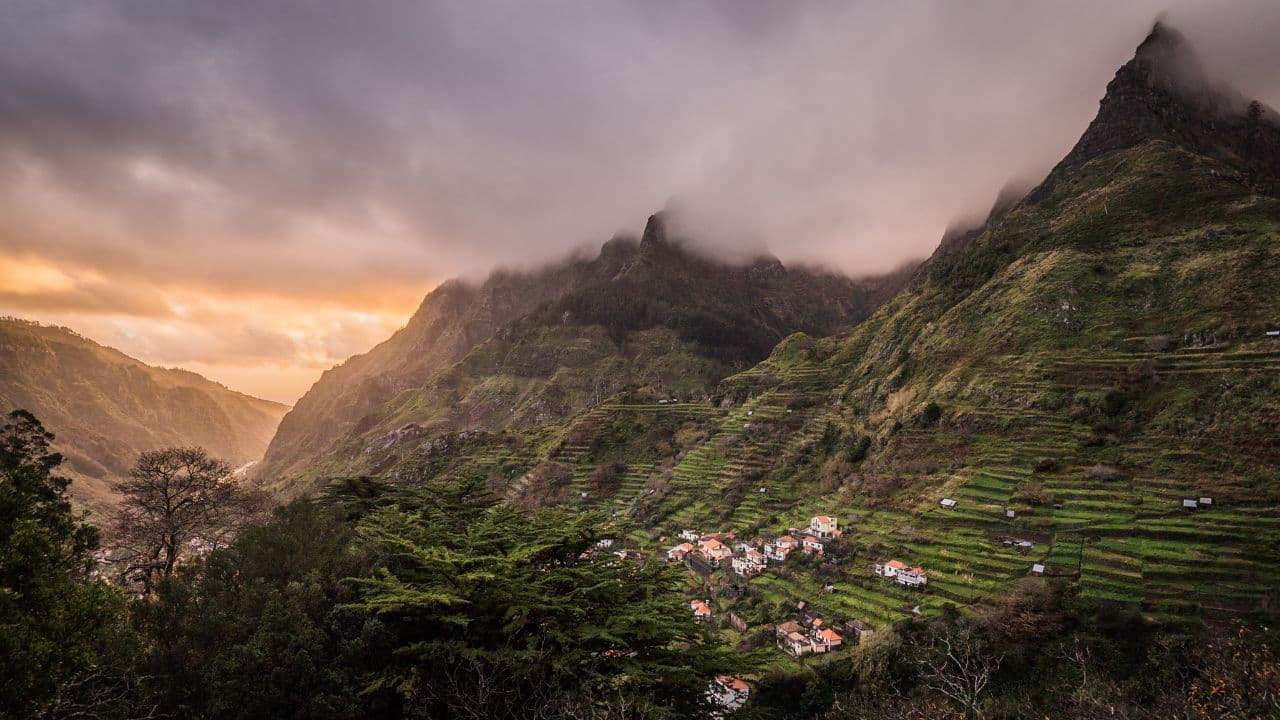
44,663 -> 167,720
1056,634 -> 1093,699
111,447 -> 265,592
914,626 -> 1003,720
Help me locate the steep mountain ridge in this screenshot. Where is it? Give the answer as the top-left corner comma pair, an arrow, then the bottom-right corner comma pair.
1052,21 -> 1279,190
260,215 -> 910,482
0,318 -> 290,513
493,23 -> 1280,624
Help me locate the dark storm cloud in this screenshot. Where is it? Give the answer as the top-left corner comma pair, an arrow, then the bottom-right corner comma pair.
2,0 -> 1279,282
1,1 -> 1278,401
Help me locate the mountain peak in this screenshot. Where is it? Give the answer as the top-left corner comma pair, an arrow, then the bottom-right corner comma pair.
1050,19 -> 1279,178
1128,21 -> 1212,98
640,211 -> 670,247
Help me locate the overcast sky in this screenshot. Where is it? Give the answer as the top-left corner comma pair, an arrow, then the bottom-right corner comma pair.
1,1 -> 1278,403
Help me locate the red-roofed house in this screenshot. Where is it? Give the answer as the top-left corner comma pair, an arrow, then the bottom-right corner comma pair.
876,559 -> 928,587
708,676 -> 750,714
764,536 -> 798,562
667,542 -> 694,562
731,548 -> 767,577
691,600 -> 712,619
775,621 -> 811,655
809,515 -> 842,539
700,538 -> 733,565
813,628 -> 844,653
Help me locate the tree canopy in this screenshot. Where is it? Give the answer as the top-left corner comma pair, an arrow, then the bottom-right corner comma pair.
0,410 -> 126,720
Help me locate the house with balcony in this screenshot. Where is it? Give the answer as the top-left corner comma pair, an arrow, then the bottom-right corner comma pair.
809,515 -> 841,539
731,548 -> 767,577
764,536 -> 799,562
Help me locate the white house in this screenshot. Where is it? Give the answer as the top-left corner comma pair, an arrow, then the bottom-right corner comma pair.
764,536 -> 798,562
679,529 -> 700,541
876,559 -> 928,587
1199,497 -> 1214,506
775,621 -> 811,655
731,549 -> 767,577
667,542 -> 694,562
1030,563 -> 1046,576
939,498 -> 958,509
1006,509 -> 1017,519
812,628 -> 844,653
809,515 -> 841,539
801,535 -> 826,554
1182,499 -> 1199,509
708,676 -> 750,716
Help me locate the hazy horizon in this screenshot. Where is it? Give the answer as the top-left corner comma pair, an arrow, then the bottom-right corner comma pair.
2,1 -> 1278,403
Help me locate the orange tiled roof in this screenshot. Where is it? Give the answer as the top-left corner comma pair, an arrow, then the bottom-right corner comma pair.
717,676 -> 750,691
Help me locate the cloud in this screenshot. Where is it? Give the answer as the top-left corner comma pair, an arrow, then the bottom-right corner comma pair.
1,1 -> 1278,400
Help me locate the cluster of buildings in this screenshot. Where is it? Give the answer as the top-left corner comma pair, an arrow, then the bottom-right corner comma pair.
774,611 -> 845,656
667,533 -> 734,565
668,515 -> 843,578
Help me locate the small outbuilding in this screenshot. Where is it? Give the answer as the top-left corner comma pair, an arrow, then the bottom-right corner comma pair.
1182,499 -> 1199,510
939,498 -> 958,509
1030,563 -> 1046,576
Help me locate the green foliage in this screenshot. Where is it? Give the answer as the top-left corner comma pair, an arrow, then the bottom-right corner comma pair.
352,480 -> 740,719
131,499 -> 395,720
0,410 -> 127,720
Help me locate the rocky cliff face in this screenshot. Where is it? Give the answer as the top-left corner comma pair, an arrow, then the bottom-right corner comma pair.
1054,22 -> 1279,184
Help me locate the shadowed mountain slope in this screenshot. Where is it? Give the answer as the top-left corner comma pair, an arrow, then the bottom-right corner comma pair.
260,215 -> 912,483
0,319 -> 289,514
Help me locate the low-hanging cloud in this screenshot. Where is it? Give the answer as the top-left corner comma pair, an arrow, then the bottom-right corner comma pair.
1,0 -> 1278,401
